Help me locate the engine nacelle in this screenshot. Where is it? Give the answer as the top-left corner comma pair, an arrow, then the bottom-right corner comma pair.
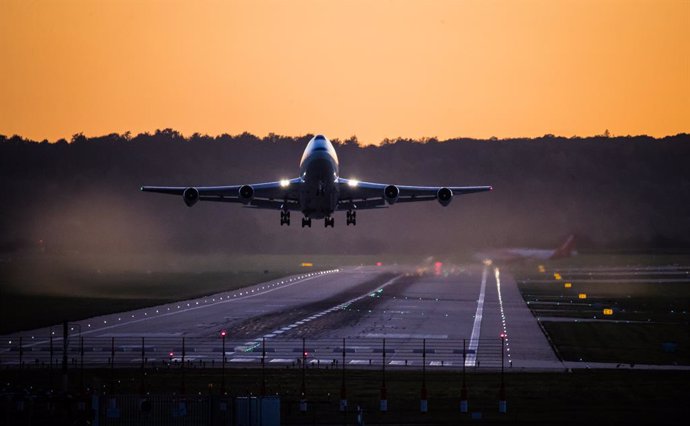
182,187 -> 200,207
238,185 -> 254,203
384,185 -> 399,204
437,187 -> 453,206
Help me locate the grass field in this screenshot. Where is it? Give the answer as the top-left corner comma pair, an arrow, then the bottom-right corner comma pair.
513,253 -> 690,365
0,253 -> 420,334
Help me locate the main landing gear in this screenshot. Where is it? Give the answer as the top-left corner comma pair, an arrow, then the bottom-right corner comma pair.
346,210 -> 357,226
324,216 -> 335,228
280,210 -> 290,226
302,217 -> 312,228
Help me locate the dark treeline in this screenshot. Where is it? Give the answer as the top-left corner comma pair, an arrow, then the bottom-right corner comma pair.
1,130 -> 689,255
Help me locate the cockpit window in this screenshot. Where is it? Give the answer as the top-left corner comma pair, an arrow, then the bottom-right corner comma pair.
315,135 -> 326,140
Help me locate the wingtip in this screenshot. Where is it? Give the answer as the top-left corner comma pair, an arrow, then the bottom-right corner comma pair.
140,186 -> 145,192
489,186 -> 493,191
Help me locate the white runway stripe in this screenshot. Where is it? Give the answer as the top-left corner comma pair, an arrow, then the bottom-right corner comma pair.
465,265 -> 488,367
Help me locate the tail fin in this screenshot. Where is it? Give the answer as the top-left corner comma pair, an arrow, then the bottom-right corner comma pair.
549,235 -> 576,260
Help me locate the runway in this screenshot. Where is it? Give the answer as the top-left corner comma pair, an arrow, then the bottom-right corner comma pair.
1,263 -> 562,370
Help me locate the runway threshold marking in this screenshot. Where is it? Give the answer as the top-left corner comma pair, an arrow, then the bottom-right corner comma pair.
465,265 -> 488,367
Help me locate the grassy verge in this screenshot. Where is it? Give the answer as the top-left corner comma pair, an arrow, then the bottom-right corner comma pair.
542,322 -> 689,365
512,253 -> 690,365
0,253 -> 420,334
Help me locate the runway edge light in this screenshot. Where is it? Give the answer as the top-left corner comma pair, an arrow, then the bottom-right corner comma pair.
564,282 -> 572,288
603,308 -> 613,315
578,293 -> 587,299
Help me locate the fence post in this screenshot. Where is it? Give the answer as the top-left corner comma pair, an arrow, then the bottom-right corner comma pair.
380,338 -> 387,412
420,339 -> 427,413
110,337 -> 115,394
62,321 -> 69,392
300,337 -> 307,412
261,337 -> 267,396
340,337 -> 347,412
181,336 -> 186,395
140,337 -> 146,394
80,336 -> 84,390
461,338 -> 468,413
499,336 -> 507,413
220,330 -> 226,394
49,332 -> 54,390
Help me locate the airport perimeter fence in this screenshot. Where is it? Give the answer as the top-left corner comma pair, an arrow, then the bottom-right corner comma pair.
0,335 -> 506,371
1,337 -> 511,425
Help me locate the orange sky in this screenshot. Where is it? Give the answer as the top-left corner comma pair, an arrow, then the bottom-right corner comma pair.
1,0 -> 688,144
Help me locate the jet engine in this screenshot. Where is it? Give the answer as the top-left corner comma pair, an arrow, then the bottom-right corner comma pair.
182,187 -> 200,207
384,185 -> 399,204
437,187 -> 453,206
238,185 -> 254,203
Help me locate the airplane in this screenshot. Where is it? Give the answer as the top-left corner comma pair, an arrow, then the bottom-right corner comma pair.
141,134 -> 492,227
474,234 -> 577,263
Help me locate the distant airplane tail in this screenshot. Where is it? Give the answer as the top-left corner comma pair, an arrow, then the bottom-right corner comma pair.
549,234 -> 576,260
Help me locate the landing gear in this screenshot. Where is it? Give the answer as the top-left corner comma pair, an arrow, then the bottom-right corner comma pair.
324,216 -> 335,228
280,210 -> 290,226
302,217 -> 312,228
346,210 -> 357,226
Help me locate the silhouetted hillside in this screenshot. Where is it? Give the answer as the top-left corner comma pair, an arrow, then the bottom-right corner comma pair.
1,131 -> 689,255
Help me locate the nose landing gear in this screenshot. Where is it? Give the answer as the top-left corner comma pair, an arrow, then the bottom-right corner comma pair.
324,216 -> 335,228
280,210 -> 290,226
346,210 -> 357,226
302,217 -> 312,228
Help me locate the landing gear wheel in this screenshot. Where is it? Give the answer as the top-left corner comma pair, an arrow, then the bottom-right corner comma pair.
346,210 -> 357,226
280,211 -> 291,226
302,217 -> 312,228
324,217 -> 335,228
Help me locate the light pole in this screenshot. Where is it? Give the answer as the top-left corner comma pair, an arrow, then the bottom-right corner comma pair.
220,330 -> 227,394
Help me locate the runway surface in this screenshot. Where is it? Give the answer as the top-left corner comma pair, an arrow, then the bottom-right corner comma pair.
1,263 -> 562,370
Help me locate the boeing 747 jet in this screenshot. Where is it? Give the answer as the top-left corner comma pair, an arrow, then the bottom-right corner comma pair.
141,135 -> 492,227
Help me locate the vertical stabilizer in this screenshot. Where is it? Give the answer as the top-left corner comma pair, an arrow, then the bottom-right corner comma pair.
549,235 -> 576,259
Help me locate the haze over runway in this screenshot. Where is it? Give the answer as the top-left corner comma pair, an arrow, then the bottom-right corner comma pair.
1,263 -> 561,370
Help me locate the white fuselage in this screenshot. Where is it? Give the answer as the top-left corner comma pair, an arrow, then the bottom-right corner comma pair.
298,135 -> 340,219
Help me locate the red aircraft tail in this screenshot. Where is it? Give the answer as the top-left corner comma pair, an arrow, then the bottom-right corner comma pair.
549,235 -> 576,260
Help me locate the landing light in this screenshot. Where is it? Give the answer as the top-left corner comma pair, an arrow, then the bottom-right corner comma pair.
347,179 -> 359,187
280,179 -> 290,187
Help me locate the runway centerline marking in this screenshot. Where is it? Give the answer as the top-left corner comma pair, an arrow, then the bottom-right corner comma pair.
466,265 -> 488,367
250,275 -> 404,346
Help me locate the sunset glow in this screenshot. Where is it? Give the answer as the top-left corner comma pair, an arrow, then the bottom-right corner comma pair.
1,0 -> 688,144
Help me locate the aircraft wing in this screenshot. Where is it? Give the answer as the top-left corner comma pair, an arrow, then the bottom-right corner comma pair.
337,178 -> 491,209
140,178 -> 302,209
